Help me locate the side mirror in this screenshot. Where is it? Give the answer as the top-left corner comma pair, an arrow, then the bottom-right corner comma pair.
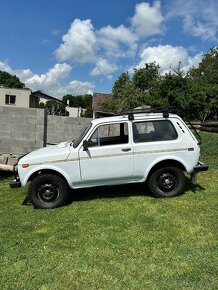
83,140 -> 89,151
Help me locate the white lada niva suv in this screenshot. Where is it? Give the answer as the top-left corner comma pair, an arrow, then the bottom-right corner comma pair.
10,110 -> 208,209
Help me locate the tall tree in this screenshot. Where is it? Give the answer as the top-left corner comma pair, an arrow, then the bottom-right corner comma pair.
189,47 -> 218,85
103,64 -> 160,113
112,72 -> 131,98
0,71 -> 25,88
132,62 -> 160,93
189,47 -> 218,120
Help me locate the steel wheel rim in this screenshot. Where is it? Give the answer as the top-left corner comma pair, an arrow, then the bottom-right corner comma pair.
37,183 -> 60,204
157,172 -> 178,192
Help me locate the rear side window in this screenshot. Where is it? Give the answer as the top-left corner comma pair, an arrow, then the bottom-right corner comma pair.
133,120 -> 178,143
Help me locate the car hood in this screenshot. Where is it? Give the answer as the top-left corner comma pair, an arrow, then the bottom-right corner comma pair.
19,142 -> 71,165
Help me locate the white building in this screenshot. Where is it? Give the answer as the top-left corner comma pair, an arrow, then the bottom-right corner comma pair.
0,87 -> 38,108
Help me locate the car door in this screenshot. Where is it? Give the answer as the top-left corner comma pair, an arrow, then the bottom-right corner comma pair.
132,120 -> 180,180
79,122 -> 134,185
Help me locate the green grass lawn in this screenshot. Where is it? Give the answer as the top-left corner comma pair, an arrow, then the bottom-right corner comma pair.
0,132 -> 217,289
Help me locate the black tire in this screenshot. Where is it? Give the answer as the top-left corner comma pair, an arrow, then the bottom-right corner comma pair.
148,166 -> 185,198
28,174 -> 69,209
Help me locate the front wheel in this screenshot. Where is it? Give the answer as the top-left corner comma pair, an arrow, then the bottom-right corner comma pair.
28,174 -> 69,209
148,166 -> 185,198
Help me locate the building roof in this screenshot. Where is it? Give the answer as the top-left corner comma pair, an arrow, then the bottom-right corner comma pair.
0,86 -> 31,91
31,90 -> 67,105
92,93 -> 113,111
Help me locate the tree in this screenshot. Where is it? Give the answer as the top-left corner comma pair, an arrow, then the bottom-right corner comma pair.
188,47 -> 218,120
0,70 -> 25,88
40,100 -> 69,116
112,72 -> 131,98
189,47 -> 218,85
153,67 -> 189,107
102,81 -> 141,113
102,47 -> 217,120
103,64 -> 160,113
62,94 -> 92,108
132,62 -> 160,93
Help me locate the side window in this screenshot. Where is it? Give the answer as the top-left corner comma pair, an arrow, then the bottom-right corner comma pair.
89,123 -> 129,147
133,120 -> 178,143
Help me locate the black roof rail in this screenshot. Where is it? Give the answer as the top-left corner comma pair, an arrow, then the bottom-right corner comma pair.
118,107 -> 179,120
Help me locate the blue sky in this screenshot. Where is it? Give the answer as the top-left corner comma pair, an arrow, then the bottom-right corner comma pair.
0,0 -> 217,98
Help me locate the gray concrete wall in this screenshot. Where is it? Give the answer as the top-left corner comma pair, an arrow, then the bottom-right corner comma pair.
47,115 -> 91,144
0,106 -> 44,155
0,106 -> 92,155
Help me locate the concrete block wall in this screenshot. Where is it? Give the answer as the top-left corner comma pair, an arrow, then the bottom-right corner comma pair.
47,115 -> 92,144
0,106 -> 92,156
0,106 -> 44,155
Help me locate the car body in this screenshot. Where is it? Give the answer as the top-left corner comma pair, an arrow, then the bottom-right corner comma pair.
10,111 -> 208,208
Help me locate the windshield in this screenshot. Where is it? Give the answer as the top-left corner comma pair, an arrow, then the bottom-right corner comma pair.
73,123 -> 92,148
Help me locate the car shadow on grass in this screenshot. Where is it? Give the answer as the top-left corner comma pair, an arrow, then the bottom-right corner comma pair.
67,183 -> 151,204
185,176 -> 205,193
67,176 -> 205,205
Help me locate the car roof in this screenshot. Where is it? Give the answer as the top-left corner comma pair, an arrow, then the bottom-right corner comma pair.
91,113 -> 179,125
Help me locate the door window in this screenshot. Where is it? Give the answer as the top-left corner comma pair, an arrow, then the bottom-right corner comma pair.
89,123 -> 129,147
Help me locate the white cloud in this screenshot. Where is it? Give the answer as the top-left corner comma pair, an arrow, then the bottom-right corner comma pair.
183,53 -> 203,72
55,19 -> 97,63
134,45 -> 202,74
98,24 -> 137,57
23,64 -> 94,96
167,0 -> 218,41
0,61 -> 94,97
24,63 -> 72,90
14,69 -> 34,82
130,1 -> 164,37
0,61 -> 12,73
53,1 -> 166,78
183,15 -> 217,41
56,80 -> 94,96
90,58 -> 118,77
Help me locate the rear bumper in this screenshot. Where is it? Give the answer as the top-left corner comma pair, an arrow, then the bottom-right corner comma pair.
191,162 -> 208,184
193,162 -> 208,173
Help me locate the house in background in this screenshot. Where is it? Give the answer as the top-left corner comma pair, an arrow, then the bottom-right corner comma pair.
0,86 -> 39,108
31,90 -> 66,106
92,92 -> 113,118
65,99 -> 86,117
1,87 -> 118,119
0,87 -> 66,109
0,87 -> 87,117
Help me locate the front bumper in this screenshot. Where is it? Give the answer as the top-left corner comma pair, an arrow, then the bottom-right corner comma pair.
9,163 -> 21,189
10,179 -> 21,188
191,161 -> 208,184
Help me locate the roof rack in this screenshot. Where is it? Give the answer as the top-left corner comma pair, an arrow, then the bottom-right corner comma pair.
118,107 -> 179,120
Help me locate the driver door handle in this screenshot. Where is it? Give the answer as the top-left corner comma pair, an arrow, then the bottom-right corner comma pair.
121,148 -> 131,152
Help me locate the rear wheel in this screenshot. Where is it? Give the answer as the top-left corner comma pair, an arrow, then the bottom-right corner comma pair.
28,174 -> 69,209
148,166 -> 185,198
